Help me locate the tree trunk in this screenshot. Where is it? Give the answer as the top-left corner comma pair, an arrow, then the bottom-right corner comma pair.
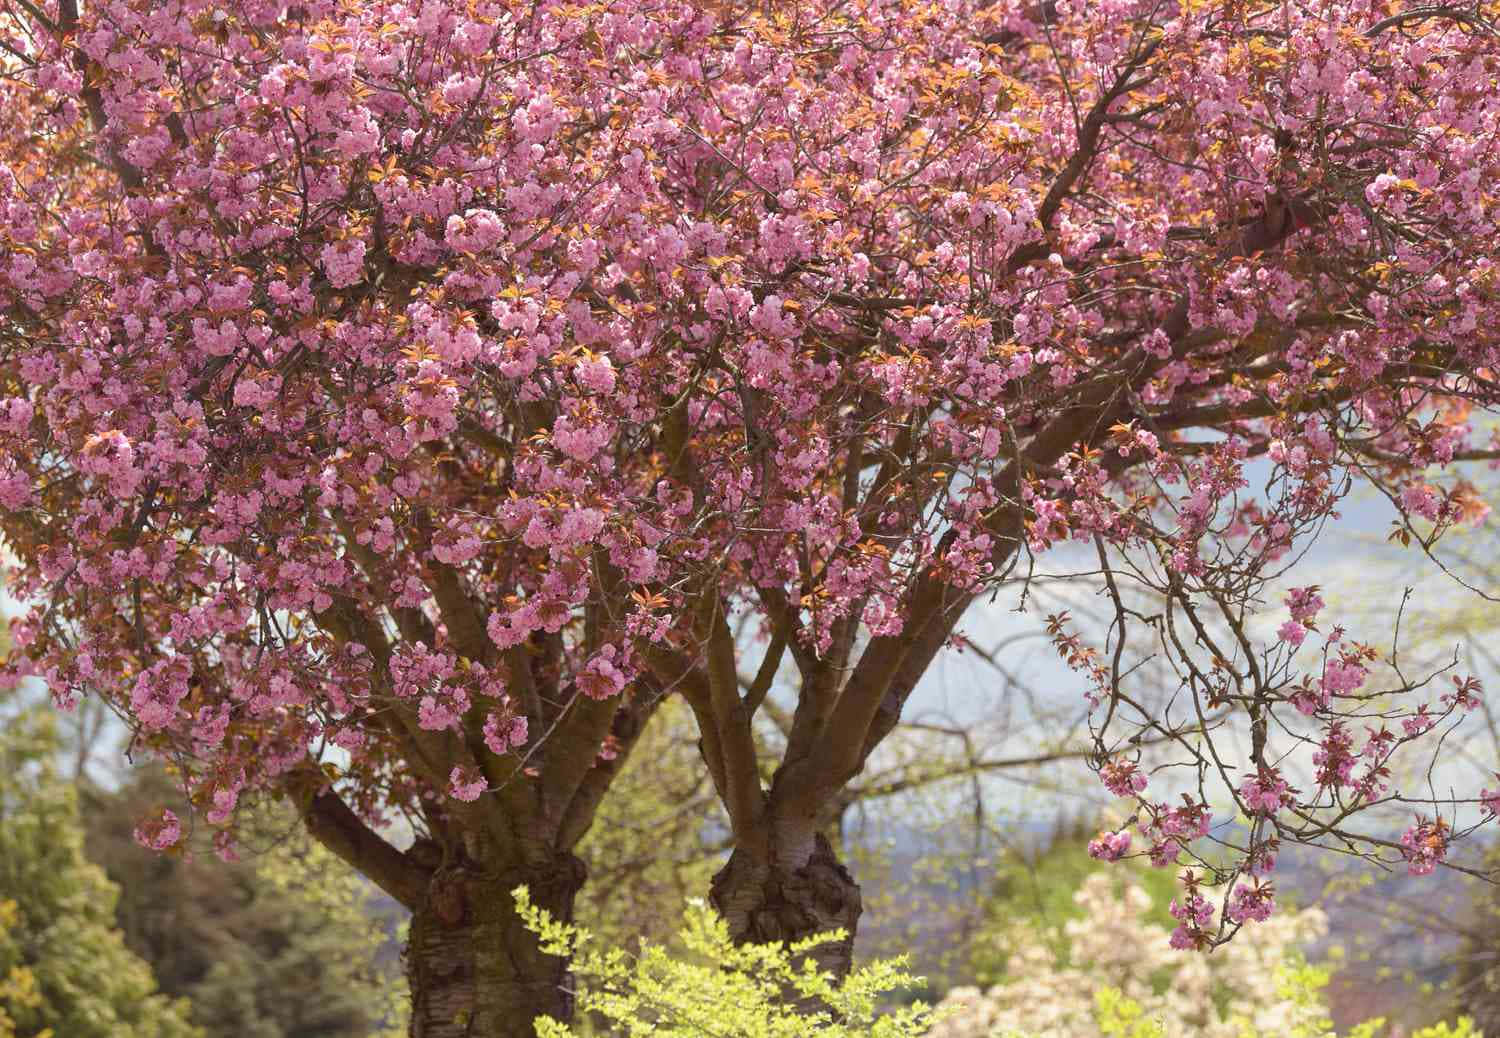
709,831 -> 862,981
405,849 -> 586,1038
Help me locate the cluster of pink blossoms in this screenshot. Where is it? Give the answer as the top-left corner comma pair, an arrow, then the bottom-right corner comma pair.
133,808 -> 182,852
1138,799 -> 1213,869
1237,769 -> 1294,817
1480,785 -> 1500,818
1277,585 -> 1325,649
1400,817 -> 1451,877
1168,889 -> 1217,950
1225,879 -> 1276,925
1099,757 -> 1149,798
1087,829 -> 1132,862
448,767 -> 488,803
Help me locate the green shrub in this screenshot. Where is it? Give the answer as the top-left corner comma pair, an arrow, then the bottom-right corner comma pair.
516,888 -> 943,1037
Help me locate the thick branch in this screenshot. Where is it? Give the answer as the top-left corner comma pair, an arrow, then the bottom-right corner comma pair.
701,594 -> 768,839
537,690 -> 622,843
742,625 -> 788,717
298,785 -> 429,909
644,627 -> 766,856
556,684 -> 667,849
424,559 -> 491,663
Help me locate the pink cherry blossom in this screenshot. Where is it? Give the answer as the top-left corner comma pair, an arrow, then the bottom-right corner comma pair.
1237,769 -> 1293,817
482,713 -> 529,756
1400,817 -> 1450,876
1225,881 -> 1276,924
134,808 -> 182,852
448,767 -> 487,803
1087,829 -> 1132,862
1100,757 -> 1149,799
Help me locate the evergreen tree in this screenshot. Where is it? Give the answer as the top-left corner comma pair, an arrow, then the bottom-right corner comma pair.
0,708 -> 199,1038
81,765 -> 404,1038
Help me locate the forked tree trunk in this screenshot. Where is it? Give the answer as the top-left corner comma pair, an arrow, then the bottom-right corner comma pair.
709,830 -> 862,982
405,849 -> 587,1038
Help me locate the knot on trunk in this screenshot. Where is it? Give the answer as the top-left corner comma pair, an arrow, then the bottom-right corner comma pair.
493,850 -> 588,906
711,832 -> 862,960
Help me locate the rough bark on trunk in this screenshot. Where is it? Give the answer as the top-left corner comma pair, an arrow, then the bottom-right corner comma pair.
709,831 -> 862,981
405,850 -> 587,1038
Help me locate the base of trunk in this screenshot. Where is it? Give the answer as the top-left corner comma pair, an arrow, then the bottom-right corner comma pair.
709,831 -> 862,979
405,850 -> 586,1038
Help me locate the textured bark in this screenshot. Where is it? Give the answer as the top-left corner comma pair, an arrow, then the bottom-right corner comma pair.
405,850 -> 586,1038
709,831 -> 862,981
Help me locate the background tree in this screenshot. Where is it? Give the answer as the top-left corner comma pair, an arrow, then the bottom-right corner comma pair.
0,707 -> 199,1038
4,2 -> 1500,1036
2,599 -> 408,1038
80,763 -> 406,1038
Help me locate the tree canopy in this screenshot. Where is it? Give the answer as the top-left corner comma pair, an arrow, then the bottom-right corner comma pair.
2,0 -> 1500,1032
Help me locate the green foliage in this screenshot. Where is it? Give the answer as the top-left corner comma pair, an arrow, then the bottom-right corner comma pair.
181,822 -> 407,1038
246,830 -> 408,1037
1260,958 -> 1337,1038
80,764 -> 405,1038
0,709 -> 199,1038
517,888 -> 943,1037
1094,988 -> 1167,1038
1410,1020 -> 1482,1038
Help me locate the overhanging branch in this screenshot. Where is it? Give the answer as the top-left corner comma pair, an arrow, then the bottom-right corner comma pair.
297,784 -> 429,909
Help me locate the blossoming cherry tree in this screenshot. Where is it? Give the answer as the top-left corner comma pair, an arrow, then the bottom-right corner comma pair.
2,0 -> 1500,1034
